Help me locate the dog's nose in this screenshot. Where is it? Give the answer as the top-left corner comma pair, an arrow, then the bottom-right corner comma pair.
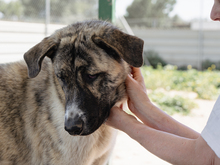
64,116 -> 84,135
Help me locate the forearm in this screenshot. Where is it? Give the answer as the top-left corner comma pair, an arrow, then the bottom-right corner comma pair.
125,69 -> 199,139
107,107 -> 218,165
132,100 -> 199,139
124,122 -> 215,165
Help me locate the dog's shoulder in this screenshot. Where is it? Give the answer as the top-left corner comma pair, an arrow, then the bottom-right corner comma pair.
0,60 -> 32,164
0,59 -> 60,164
0,60 -> 29,100
0,60 -> 28,80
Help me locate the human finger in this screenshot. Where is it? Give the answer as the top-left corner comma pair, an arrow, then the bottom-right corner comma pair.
131,67 -> 144,82
106,106 -> 140,131
126,73 -> 146,93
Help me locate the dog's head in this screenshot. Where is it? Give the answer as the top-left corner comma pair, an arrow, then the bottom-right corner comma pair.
24,20 -> 144,136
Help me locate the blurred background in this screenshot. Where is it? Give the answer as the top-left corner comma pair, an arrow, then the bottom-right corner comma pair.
0,0 -> 220,70
0,0 -> 220,165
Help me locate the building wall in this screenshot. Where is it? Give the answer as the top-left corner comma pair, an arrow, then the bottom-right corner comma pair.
0,21 -> 65,63
0,21 -> 220,67
133,28 -> 220,68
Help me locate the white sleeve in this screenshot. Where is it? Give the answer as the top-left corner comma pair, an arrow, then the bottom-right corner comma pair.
201,95 -> 220,158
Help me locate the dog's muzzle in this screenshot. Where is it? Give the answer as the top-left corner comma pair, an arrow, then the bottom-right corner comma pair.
64,114 -> 84,135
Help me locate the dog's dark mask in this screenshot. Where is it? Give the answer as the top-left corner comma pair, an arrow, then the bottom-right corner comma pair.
23,20 -> 144,136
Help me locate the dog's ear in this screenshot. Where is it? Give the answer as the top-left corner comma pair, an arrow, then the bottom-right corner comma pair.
24,37 -> 59,78
92,29 -> 144,67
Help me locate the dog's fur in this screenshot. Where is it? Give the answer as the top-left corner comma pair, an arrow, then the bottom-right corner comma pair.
0,20 -> 143,165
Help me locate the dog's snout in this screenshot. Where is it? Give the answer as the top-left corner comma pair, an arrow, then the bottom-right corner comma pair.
65,116 -> 84,135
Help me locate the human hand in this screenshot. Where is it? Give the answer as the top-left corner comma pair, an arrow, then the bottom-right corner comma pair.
126,67 -> 152,120
106,67 -> 153,130
106,106 -> 144,134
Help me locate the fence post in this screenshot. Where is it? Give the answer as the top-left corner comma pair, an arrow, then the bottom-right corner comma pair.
45,0 -> 50,36
198,0 -> 204,70
98,0 -> 115,23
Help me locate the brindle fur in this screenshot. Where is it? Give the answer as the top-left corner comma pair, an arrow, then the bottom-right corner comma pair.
0,20 -> 143,165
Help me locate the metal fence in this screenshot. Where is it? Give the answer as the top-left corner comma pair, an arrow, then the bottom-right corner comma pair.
0,0 -> 194,29
0,0 -> 98,24
125,18 -> 191,29
1,0 -> 220,69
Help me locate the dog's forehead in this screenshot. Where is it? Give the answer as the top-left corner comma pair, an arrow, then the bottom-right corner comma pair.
57,20 -> 114,41
55,22 -> 107,57
54,21 -> 121,73
73,46 -> 121,75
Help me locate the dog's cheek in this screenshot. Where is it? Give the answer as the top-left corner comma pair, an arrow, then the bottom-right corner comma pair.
77,88 -> 100,117
83,103 -> 111,135
108,82 -> 127,107
78,88 -> 112,134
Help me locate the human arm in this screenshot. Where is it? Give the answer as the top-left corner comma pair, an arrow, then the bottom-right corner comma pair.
106,67 -> 220,164
107,106 -> 219,165
125,67 -> 199,139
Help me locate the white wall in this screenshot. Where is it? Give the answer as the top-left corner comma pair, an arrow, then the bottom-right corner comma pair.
0,21 -> 220,67
133,28 -> 220,68
0,21 -> 65,63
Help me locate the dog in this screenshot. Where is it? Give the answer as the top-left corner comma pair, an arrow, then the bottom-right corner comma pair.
0,20 -> 143,165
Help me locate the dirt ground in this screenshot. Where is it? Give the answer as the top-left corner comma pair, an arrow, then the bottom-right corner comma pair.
110,99 -> 216,165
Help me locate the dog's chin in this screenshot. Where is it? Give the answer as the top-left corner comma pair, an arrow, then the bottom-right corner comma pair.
80,131 -> 96,136
68,127 -> 99,136
81,121 -> 106,136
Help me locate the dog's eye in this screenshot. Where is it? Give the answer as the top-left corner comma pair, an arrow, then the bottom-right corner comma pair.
83,73 -> 99,83
87,74 -> 98,79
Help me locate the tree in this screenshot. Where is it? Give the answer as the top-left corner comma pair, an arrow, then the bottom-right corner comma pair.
0,0 -> 97,23
20,0 -> 97,23
63,0 -> 97,22
0,0 -> 23,20
126,0 -> 177,27
20,0 -> 72,19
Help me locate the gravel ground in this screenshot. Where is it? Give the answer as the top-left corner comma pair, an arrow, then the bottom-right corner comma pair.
110,99 -> 216,165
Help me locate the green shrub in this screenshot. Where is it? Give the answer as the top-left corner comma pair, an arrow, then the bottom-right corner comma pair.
202,60 -> 214,70
149,91 -> 197,115
216,61 -> 220,70
202,59 -> 220,70
144,50 -> 167,68
141,65 -> 220,100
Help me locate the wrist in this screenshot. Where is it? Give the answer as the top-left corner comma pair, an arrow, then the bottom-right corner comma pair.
134,100 -> 164,129
133,98 -> 153,117
123,118 -> 146,139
